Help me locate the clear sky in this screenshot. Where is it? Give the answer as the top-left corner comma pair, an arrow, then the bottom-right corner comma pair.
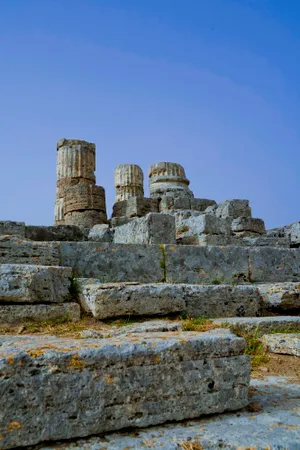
0,0 -> 299,228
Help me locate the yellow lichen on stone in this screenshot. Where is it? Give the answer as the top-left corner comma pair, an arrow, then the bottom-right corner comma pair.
7,355 -> 15,365
67,354 -> 85,370
26,349 -> 44,358
7,421 -> 21,432
103,373 -> 116,384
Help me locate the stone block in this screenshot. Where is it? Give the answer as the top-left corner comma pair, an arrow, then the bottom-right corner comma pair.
88,224 -> 114,242
64,184 -> 106,214
25,225 -> 86,241
0,221 -> 25,237
285,221 -> 300,247
0,236 -> 59,266
241,236 -> 290,247
214,316 -> 300,336
216,200 -> 252,219
191,198 -> 217,212
0,264 -> 72,303
184,284 -> 261,318
257,282 -> 300,312
113,213 -> 176,245
248,247 -> 300,282
176,214 -> 231,244
205,204 -> 218,214
0,331 -> 249,448
64,210 -> 107,229
112,197 -> 159,218
262,334 -> 300,356
110,217 -> 133,228
165,245 -> 250,284
59,242 -> 163,282
0,303 -> 80,325
77,280 -> 186,319
232,217 -> 265,235
159,195 -> 192,211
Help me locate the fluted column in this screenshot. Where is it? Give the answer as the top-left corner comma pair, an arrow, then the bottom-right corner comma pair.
114,164 -> 144,203
148,162 -> 193,199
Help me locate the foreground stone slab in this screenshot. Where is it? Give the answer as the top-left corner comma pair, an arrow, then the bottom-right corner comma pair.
0,331 -> 249,449
77,281 -> 186,318
0,236 -> 59,266
0,303 -> 80,325
25,225 -> 86,242
113,213 -> 176,244
248,247 -> 300,282
214,316 -> 300,335
77,281 -> 261,319
262,333 -> 300,357
0,264 -> 72,303
38,376 -> 300,449
258,282 -> 300,312
60,242 -> 163,282
0,221 -> 25,237
165,245 -> 250,284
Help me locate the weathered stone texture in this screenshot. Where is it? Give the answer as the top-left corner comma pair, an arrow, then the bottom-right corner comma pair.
0,236 -> 59,266
56,139 -> 96,182
78,280 -> 185,319
165,245 -> 249,284
178,214 -> 231,237
262,333 -> 300,357
0,303 -> 80,325
0,264 -> 72,303
64,210 -> 107,229
216,200 -> 252,219
0,331 -> 249,449
59,242 -> 163,282
241,236 -> 290,247
149,162 -> 193,200
232,217 -> 265,235
214,316 -> 300,335
285,221 -> 300,247
112,197 -> 159,219
257,282 -> 300,312
113,213 -> 176,245
25,225 -> 86,241
248,247 -> 300,282
64,184 -> 106,214
114,164 -> 144,202
88,224 -> 114,242
191,198 -> 217,212
0,221 -> 25,237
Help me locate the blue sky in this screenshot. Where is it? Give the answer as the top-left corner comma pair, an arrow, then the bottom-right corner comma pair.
0,0 -> 299,228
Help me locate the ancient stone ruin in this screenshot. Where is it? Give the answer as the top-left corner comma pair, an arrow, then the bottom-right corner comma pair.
0,138 -> 300,449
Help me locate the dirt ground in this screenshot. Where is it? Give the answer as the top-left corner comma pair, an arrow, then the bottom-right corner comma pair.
252,353 -> 300,382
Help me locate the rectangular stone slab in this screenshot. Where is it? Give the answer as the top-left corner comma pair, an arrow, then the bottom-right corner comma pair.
0,303 -> 80,325
0,236 -> 59,266
257,282 -> 300,313
0,264 -> 72,303
60,242 -> 164,282
213,316 -> 300,336
0,221 -> 25,237
262,333 -> 300,357
248,247 -> 300,282
165,245 -> 250,284
0,331 -> 249,449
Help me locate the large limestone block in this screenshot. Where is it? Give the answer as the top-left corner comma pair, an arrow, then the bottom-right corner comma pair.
262,333 -> 300,356
159,195 -> 192,212
241,236 -> 290,247
177,214 -> 231,239
0,331 -> 250,449
112,197 -> 159,219
0,221 -> 25,237
285,221 -> 300,247
25,225 -> 86,241
184,284 -> 261,318
249,247 -> 300,282
214,316 -> 300,335
232,217 -> 266,235
77,280 -> 186,319
114,164 -> 144,202
113,213 -> 176,245
64,184 -> 106,214
165,245 -> 249,284
0,264 -> 72,303
0,303 -> 80,325
191,198 -> 217,212
60,242 -> 163,282
0,236 -> 59,266
88,224 -> 114,242
64,210 -> 107,229
257,282 -> 300,312
216,200 -> 251,219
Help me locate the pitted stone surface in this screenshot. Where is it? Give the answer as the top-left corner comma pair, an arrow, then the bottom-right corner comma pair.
214,316 -> 300,335
0,264 -> 72,303
25,225 -> 86,241
77,281 -> 185,318
176,214 -> 231,245
114,164 -> 144,202
232,217 -> 265,234
216,199 -> 252,219
241,235 -> 290,247
149,162 -> 193,200
0,236 -> 59,265
191,198 -> 217,212
0,221 -> 25,237
257,282 -> 300,312
248,247 -> 300,282
88,224 -> 114,242
56,139 -> 96,182
112,197 -> 159,219
36,377 -> 300,450
113,213 -> 176,244
262,333 -> 300,356
64,210 -> 107,229
286,221 -> 300,247
165,245 -> 249,284
60,242 -> 163,282
0,331 -> 249,449
0,302 -> 80,324
64,184 -> 106,214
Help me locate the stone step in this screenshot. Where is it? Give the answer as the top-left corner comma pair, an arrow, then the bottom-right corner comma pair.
257,282 -> 300,313
77,280 -> 262,319
0,264 -> 72,304
0,236 -> 59,266
0,330 -> 250,449
0,303 -> 80,325
213,316 -> 300,336
262,333 -> 300,357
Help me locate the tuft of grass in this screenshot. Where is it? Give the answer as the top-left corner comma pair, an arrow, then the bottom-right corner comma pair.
211,277 -> 223,285
182,316 -> 218,332
233,329 -> 270,368
269,328 -> 300,335
180,442 -> 203,450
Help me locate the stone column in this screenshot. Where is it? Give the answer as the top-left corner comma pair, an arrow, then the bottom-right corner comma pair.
148,162 -> 193,199
114,164 -> 144,203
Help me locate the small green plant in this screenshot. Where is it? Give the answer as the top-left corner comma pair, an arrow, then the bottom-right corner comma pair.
211,277 -> 223,285
69,277 -> 80,297
230,272 -> 248,286
158,244 -> 166,282
182,316 -> 217,332
232,329 -> 270,368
